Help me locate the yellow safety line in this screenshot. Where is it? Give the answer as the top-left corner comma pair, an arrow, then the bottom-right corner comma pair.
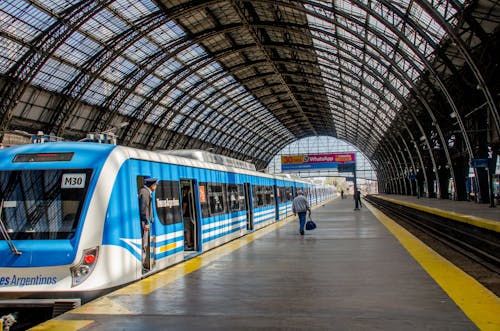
29,320 -> 94,331
68,296 -> 132,315
366,202 -> 500,331
376,195 -> 500,233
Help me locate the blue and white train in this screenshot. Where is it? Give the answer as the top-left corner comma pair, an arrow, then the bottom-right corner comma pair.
0,142 -> 334,305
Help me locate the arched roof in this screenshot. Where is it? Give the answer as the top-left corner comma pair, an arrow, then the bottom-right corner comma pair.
0,0 -> 499,173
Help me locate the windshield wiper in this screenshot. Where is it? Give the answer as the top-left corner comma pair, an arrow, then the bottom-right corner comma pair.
0,199 -> 22,255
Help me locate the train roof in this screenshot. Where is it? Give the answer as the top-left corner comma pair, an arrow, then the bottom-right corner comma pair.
118,145 -> 309,183
0,142 -> 312,185
157,149 -> 256,171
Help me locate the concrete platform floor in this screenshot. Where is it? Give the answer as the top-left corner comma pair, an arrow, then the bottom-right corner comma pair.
33,197 -> 499,330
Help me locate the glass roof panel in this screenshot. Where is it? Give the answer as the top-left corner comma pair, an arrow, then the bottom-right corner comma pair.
0,1 -> 55,42
39,0 -> 74,12
110,0 -> 157,21
122,93 -> 146,116
54,32 -> 102,64
198,61 -> 222,76
123,37 -> 160,62
409,2 -> 446,43
0,40 -> 27,74
81,78 -> 115,105
180,99 -> 200,115
149,20 -> 186,43
149,105 -> 173,124
178,44 -> 206,64
196,86 -> 215,100
80,8 -> 128,43
157,58 -> 183,76
166,114 -> 184,130
137,74 -> 161,95
164,88 -> 184,107
32,58 -> 79,92
177,74 -> 202,91
99,56 -> 137,84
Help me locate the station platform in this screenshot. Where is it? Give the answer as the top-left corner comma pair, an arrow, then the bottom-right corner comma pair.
374,194 -> 500,232
32,197 -> 499,331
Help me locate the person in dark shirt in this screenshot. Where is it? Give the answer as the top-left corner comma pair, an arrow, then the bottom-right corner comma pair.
354,189 -> 362,210
138,177 -> 157,271
182,187 -> 194,249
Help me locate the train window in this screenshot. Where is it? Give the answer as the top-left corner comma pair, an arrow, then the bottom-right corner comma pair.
285,187 -> 293,201
227,184 -> 245,212
208,183 -> 225,214
252,185 -> 264,207
0,169 -> 92,240
277,187 -> 285,203
264,186 -> 274,205
252,185 -> 274,207
198,183 -> 210,218
154,180 -> 181,225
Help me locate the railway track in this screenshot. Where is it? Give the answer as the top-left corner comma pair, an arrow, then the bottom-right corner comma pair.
365,195 -> 500,294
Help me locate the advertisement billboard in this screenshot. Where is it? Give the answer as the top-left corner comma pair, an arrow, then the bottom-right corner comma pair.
281,153 -> 355,172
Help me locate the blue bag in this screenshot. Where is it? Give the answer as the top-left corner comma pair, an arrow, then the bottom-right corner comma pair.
305,216 -> 316,230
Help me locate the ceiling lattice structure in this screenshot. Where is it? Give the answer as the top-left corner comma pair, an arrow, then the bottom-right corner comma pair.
0,0 -> 499,175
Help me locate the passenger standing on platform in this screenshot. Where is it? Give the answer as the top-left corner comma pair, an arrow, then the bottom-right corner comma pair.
292,190 -> 311,235
354,189 -> 362,210
341,189 -> 344,199
138,177 -> 157,271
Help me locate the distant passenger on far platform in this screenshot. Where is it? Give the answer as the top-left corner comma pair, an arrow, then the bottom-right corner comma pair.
354,189 -> 362,210
292,190 -> 311,235
341,189 -> 344,199
138,177 -> 157,272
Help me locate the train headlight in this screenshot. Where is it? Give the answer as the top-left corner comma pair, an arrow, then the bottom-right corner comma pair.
70,246 -> 99,287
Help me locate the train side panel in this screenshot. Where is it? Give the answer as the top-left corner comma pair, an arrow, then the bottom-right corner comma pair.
197,169 -> 250,251
249,176 -> 277,230
276,179 -> 294,220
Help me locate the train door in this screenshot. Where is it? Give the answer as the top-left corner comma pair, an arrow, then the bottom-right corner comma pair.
136,176 -> 156,272
180,179 -> 198,251
244,183 -> 254,230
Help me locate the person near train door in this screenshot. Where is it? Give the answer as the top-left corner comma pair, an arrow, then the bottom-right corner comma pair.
138,177 -> 157,272
182,186 -> 194,249
292,189 -> 311,235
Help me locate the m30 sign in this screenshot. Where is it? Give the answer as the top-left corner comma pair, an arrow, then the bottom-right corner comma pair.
281,153 -> 355,171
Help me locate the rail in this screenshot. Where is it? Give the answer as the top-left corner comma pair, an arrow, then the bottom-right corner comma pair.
365,195 -> 500,279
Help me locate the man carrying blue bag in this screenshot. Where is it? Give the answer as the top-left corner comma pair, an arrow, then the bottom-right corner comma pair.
292,189 -> 311,235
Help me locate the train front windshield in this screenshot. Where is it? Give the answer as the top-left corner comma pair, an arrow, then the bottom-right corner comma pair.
0,169 -> 92,240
